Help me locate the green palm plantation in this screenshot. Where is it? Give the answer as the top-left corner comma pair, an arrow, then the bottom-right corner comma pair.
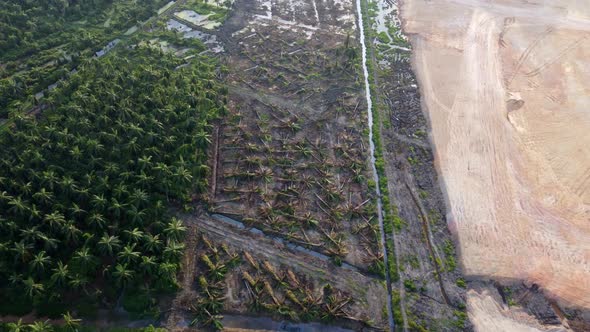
0,46 -> 225,314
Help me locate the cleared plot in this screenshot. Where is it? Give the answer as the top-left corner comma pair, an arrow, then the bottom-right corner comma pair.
171,215 -> 387,330
401,0 -> 590,325
210,0 -> 385,273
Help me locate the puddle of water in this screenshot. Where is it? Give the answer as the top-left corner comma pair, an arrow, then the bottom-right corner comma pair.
374,0 -> 395,36
175,10 -> 221,29
158,1 -> 176,15
250,227 -> 265,236
166,19 -> 225,53
212,213 -> 246,229
167,19 -> 192,33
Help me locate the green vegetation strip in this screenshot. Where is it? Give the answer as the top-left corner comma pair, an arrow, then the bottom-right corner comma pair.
0,320 -> 164,332
360,0 -> 407,329
360,0 -> 400,282
0,46 -> 226,318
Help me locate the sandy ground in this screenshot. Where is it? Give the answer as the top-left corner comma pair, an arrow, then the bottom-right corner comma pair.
400,0 -> 590,323
467,286 -> 569,332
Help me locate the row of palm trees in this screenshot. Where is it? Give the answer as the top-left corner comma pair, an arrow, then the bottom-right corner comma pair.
4,312 -> 80,332
4,314 -> 165,332
0,46 -> 225,312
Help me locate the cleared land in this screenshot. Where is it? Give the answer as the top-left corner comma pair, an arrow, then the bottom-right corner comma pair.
167,0 -> 390,329
400,0 -> 590,328
211,0 -> 384,274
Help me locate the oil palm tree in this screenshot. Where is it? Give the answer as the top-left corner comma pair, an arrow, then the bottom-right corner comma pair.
62,311 -> 82,332
23,277 -> 44,298
118,244 -> 140,264
123,228 -> 144,242
112,263 -> 134,288
140,255 -> 158,275
8,196 -> 30,217
0,46 -> 226,306
87,212 -> 107,230
50,261 -> 69,287
6,319 -> 26,332
72,247 -> 96,273
143,233 -> 163,253
164,218 -> 186,242
29,251 -> 51,275
163,241 -> 185,261
68,273 -> 90,291
33,187 -> 54,205
61,222 -> 82,244
97,234 -> 121,256
108,198 -> 126,218
43,211 -> 66,228
12,241 -> 33,263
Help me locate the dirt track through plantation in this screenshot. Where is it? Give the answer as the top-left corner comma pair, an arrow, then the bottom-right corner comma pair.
400,0 -> 590,330
183,213 -> 383,291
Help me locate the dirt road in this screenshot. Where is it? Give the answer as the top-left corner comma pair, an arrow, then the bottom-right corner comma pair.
400,0 -> 590,329
183,213 -> 387,329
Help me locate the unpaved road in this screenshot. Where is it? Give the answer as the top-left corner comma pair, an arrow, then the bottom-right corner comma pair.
400,0 -> 590,329
185,213 -> 384,293
181,213 -> 388,329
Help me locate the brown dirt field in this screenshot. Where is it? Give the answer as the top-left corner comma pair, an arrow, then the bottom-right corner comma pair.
467,285 -> 569,332
400,0 -> 590,324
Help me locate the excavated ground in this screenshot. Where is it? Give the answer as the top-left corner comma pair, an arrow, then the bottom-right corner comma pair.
400,0 -> 590,330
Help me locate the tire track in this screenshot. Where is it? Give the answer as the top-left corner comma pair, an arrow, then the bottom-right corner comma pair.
506,26 -> 553,86
525,36 -> 587,77
182,213 -> 383,291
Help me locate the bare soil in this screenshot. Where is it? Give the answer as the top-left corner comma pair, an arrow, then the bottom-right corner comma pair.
400,0 -> 590,330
